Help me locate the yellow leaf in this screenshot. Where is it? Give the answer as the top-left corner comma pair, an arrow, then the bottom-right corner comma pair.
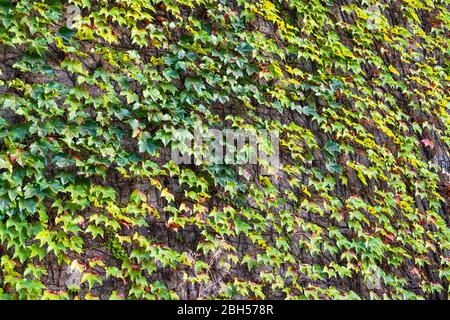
389,65 -> 400,76
161,188 -> 174,202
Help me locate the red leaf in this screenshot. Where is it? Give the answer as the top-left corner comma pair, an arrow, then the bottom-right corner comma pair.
166,221 -> 180,232
385,232 -> 395,241
410,267 -> 420,276
421,139 -> 434,149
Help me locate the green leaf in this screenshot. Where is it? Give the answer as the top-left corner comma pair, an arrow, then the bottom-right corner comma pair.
58,27 -> 76,41
86,225 -> 104,239
81,273 -> 103,290
324,141 -> 340,158
326,162 -> 343,174
138,134 -> 158,155
237,43 -> 254,55
61,58 -> 85,74
52,153 -> 75,168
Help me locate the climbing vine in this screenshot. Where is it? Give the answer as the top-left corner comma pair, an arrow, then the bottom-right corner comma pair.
0,0 -> 449,299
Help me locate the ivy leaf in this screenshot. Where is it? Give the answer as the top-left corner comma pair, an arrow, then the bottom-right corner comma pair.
324,141 -> 340,158
0,0 -> 12,10
301,106 -> 317,116
326,162 -> 343,174
242,255 -> 257,271
138,134 -> 158,156
164,69 -> 179,81
161,188 -> 175,203
58,27 -> 76,42
235,219 -> 250,235
61,58 -> 85,74
105,267 -> 123,279
143,87 -> 161,102
81,273 -> 103,290
236,43 -> 254,55
10,124 -> 30,141
421,139 -> 434,149
52,153 -> 75,168
388,65 -> 400,76
0,197 -> 11,211
20,199 -> 37,214
330,79 -> 344,92
86,225 -> 104,239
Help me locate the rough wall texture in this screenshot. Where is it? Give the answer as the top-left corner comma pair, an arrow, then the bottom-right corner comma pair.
0,0 -> 449,300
